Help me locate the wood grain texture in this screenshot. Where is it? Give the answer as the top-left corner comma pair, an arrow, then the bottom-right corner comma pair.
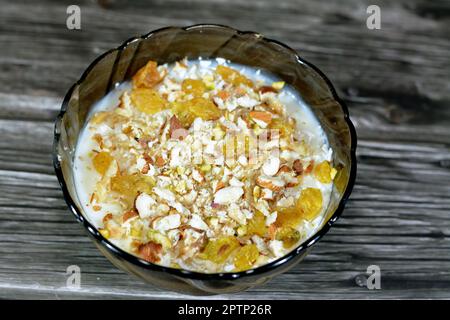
0,0 -> 449,299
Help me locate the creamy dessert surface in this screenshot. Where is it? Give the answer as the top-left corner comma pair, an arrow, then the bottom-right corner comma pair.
74,57 -> 337,273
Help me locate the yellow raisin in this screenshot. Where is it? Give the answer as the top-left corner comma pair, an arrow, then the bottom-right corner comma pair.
275,206 -> 301,229
234,244 -> 259,271
276,227 -> 301,249
216,65 -> 253,87
247,211 -> 267,237
199,236 -> 240,264
276,188 -> 323,227
130,88 -> 167,114
297,188 -> 323,221
182,79 -> 206,97
314,161 -> 332,184
92,151 -> 113,175
188,97 -> 222,121
132,60 -> 162,88
171,101 -> 197,127
110,174 -> 155,208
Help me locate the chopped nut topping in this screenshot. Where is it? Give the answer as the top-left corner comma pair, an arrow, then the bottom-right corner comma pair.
214,186 -> 244,205
293,159 -> 303,175
77,57 -> 334,273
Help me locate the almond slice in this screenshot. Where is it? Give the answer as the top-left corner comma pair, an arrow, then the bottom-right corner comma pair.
256,175 -> 285,191
268,223 -> 277,240
262,157 -> 280,176
293,159 -> 303,175
169,115 -> 188,140
102,213 -> 113,224
215,180 -> 226,192
155,155 -> 165,167
304,160 -> 315,174
123,209 -> 138,222
217,90 -> 229,100
277,165 -> 291,174
213,186 -> 244,205
249,111 -> 273,126
138,241 -> 162,263
141,162 -> 150,174
135,193 -> 156,218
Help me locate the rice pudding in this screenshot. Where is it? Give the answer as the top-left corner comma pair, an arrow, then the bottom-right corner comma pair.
73,58 -> 336,273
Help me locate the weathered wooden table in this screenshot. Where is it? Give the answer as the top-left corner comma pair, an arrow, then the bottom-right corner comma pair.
0,0 -> 449,299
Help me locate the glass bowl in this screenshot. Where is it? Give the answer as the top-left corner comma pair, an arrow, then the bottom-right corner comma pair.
53,24 -> 357,295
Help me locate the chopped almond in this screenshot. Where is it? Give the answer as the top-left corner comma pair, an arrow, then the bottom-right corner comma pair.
93,205 -> 102,211
304,160 -> 315,174
285,179 -> 300,188
155,155 -> 165,167
268,223 -> 277,240
169,115 -> 188,140
277,165 -> 291,174
215,181 -> 226,192
293,159 -> 303,175
102,213 -> 113,224
234,87 -> 246,97
138,242 -> 162,263
141,162 -> 150,174
262,157 -> 280,176
123,209 -> 138,223
249,111 -> 273,125
217,90 -> 229,100
143,153 -> 152,164
256,176 -> 285,191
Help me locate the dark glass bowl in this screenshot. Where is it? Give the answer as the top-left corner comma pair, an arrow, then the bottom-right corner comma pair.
53,24 -> 357,295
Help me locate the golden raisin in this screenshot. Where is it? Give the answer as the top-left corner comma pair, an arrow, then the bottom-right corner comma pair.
234,244 -> 259,271
276,227 -> 301,248
297,188 -> 323,221
92,151 -> 114,175
130,88 -> 167,114
199,236 -> 240,264
189,97 -> 222,121
182,79 -> 206,97
247,211 -> 267,237
171,101 -> 197,127
314,161 -> 332,184
276,206 -> 301,229
110,174 -> 155,208
132,60 -> 163,89
276,188 -> 323,227
216,65 -> 253,87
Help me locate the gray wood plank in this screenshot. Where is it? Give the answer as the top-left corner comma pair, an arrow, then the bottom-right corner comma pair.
0,0 -> 449,299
